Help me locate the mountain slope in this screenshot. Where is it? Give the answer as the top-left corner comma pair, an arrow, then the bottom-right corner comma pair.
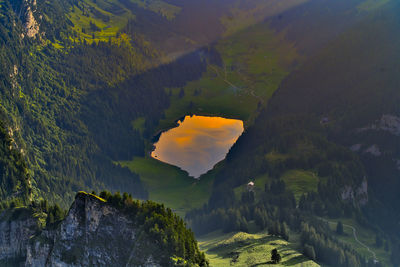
265,0 -> 400,234
186,1 -> 398,266
0,120 -> 30,204
0,0 -> 318,207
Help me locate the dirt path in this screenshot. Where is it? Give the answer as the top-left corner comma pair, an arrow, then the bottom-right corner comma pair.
323,219 -> 378,263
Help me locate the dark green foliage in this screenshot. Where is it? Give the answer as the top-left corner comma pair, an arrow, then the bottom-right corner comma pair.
0,120 -> 30,203
280,222 -> 289,241
303,244 -> 316,261
375,235 -> 383,248
385,241 -> 389,252
270,248 -> 281,264
45,203 -> 65,227
179,88 -> 185,98
265,0 -> 400,240
95,191 -> 209,266
0,0 -> 154,205
187,179 -> 298,237
336,221 -> 344,235
89,21 -> 100,32
300,221 -> 366,267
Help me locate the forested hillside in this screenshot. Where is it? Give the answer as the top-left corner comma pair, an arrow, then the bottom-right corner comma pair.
0,0 -> 313,207
0,0 -> 220,206
265,0 -> 400,237
0,120 -> 30,204
186,1 -> 400,266
1,0 -> 153,205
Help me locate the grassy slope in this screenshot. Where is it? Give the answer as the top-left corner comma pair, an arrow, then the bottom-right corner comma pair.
234,169 -> 319,204
220,0 -> 310,37
119,157 -> 214,217
325,218 -> 391,266
158,22 -> 301,131
67,0 -> 180,43
199,231 -> 319,267
281,170 -> 319,202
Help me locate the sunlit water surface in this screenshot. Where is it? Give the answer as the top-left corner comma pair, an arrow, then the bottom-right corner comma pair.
151,115 -> 244,178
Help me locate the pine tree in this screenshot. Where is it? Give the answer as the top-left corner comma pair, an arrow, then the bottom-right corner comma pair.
280,222 -> 290,241
304,244 -> 316,260
336,221 -> 344,235
178,88 -> 185,98
375,235 -> 383,248
271,248 -> 281,264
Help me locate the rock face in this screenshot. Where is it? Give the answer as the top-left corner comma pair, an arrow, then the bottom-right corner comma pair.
1,193 -> 166,267
341,177 -> 368,206
358,114 -> 400,136
0,213 -> 38,264
20,0 -> 40,39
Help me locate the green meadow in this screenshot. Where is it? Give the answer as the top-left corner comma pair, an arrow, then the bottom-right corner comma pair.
157,22 -> 301,132
67,0 -> 180,43
234,169 -> 319,203
199,231 -> 320,267
119,157 -> 213,217
281,170 -> 319,202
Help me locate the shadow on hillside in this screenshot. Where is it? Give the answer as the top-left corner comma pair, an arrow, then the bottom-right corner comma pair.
282,255 -> 309,266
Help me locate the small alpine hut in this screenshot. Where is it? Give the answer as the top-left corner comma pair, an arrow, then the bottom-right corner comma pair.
247,181 -> 255,192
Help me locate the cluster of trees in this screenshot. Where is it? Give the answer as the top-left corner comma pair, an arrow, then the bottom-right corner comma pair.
187,164 -> 384,267
270,248 -> 281,264
187,180 -> 296,239
0,120 -> 30,203
29,199 -> 66,228
300,221 -> 384,267
94,191 -> 209,267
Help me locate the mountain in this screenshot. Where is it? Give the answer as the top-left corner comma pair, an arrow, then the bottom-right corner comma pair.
186,1 -> 400,266
0,191 -> 207,267
266,0 -> 400,235
1,0 -> 400,266
0,0 -> 306,206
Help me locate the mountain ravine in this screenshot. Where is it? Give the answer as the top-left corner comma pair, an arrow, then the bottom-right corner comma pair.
0,192 -> 205,267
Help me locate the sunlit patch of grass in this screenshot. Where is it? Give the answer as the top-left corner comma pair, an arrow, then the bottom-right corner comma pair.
67,0 -> 180,43
281,170 -> 319,202
51,42 -> 64,50
233,169 -> 318,203
132,117 -> 145,135
198,231 -> 320,267
233,173 -> 270,201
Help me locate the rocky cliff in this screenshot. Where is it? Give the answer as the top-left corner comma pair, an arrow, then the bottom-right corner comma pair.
0,192 -> 207,267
